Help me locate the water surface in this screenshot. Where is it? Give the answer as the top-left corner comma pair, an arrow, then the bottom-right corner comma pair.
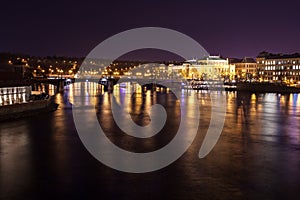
1,82 -> 300,199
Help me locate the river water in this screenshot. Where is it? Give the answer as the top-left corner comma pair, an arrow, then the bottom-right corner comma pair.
1,82 -> 300,200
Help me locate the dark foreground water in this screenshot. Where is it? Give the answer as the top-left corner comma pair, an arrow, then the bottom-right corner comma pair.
1,83 -> 300,200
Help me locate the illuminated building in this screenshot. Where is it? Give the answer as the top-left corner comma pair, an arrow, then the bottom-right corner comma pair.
172,56 -> 235,80
257,52 -> 300,83
230,57 -> 257,80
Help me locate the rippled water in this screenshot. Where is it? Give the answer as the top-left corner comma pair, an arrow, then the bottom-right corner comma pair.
1,82 -> 300,199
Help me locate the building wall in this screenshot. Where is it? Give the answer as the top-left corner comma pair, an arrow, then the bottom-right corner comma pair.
234,63 -> 257,79
257,57 -> 300,83
176,56 -> 235,80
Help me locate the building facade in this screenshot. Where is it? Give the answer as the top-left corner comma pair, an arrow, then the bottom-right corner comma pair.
174,56 -> 235,80
230,57 -> 257,80
257,52 -> 300,83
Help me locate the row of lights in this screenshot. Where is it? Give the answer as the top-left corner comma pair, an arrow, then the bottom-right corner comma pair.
0,87 -> 28,106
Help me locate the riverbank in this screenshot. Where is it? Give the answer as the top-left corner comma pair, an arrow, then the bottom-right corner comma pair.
183,81 -> 300,93
237,82 -> 300,93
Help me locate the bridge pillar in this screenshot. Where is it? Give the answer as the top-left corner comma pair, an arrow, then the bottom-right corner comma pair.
103,79 -> 114,92
45,83 -> 49,94
56,80 -> 65,93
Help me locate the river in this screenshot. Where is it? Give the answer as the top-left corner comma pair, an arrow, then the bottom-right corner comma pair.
1,82 -> 300,199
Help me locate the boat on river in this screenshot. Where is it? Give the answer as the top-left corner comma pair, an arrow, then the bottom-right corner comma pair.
0,94 -> 58,121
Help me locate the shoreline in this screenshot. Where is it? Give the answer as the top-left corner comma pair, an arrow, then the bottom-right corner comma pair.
236,82 -> 300,93
184,81 -> 300,93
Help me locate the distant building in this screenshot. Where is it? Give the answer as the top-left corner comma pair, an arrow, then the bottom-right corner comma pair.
171,56 -> 235,80
229,57 -> 257,80
256,52 -> 300,83
123,63 -> 169,79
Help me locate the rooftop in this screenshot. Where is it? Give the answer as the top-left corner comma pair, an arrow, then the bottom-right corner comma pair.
229,57 -> 256,64
257,52 -> 300,59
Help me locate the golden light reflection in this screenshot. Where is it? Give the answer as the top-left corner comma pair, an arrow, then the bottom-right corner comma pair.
251,93 -> 256,101
145,90 -> 152,109
0,125 -> 32,189
103,92 -> 110,109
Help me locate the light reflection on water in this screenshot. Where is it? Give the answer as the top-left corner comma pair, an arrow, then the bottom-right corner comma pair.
1,83 -> 300,199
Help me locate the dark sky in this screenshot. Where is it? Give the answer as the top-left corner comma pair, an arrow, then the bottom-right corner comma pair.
1,0 -> 300,59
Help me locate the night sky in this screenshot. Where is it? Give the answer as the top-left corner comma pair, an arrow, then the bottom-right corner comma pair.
1,0 -> 300,59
